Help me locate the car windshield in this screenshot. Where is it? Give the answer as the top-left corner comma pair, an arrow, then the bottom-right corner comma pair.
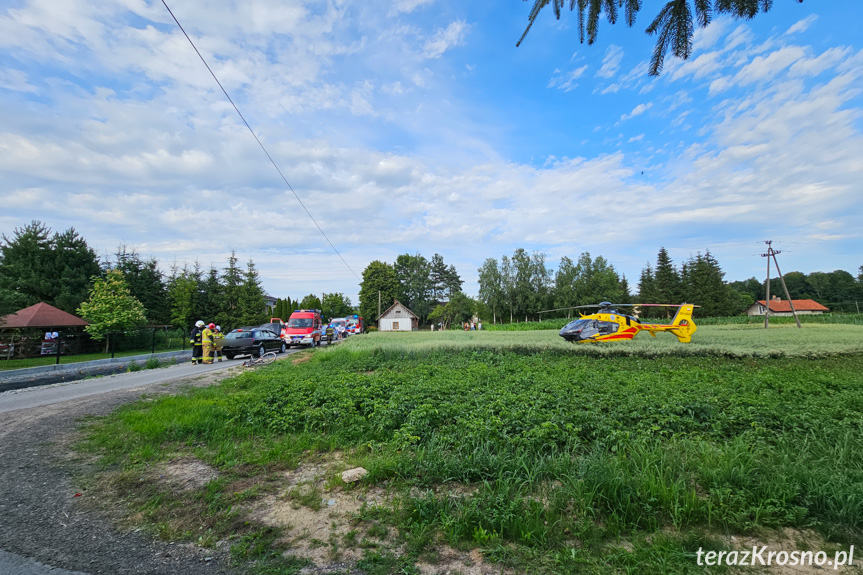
288,318 -> 313,328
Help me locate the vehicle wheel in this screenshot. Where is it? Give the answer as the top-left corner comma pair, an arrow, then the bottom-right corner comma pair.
257,345 -> 266,358
224,353 -> 235,360
280,342 -> 286,353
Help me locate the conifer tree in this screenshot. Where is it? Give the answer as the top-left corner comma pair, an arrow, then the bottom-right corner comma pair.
238,259 -> 266,328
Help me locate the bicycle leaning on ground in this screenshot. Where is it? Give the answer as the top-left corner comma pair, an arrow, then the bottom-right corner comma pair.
242,351 -> 277,368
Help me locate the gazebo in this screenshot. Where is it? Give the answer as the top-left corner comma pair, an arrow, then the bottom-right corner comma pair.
0,302 -> 89,358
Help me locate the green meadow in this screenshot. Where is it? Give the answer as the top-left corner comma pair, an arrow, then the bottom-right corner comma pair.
79,325 -> 863,574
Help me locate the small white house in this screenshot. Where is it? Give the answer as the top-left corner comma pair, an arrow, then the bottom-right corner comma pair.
745,297 -> 829,317
377,300 -> 418,331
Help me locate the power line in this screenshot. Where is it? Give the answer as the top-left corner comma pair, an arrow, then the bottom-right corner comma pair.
159,0 -> 360,281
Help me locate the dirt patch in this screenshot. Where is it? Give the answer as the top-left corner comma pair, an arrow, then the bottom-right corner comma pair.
248,455 -> 512,574
291,353 -> 313,365
417,547 -> 515,575
249,458 -> 385,567
161,457 -> 219,492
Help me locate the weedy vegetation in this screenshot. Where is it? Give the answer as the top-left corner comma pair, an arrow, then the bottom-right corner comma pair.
78,325 -> 863,574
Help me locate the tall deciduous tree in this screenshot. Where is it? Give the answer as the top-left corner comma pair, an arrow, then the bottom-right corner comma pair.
77,270 -> 147,351
359,260 -> 399,323
322,292 -> 353,320
394,253 -> 432,321
167,263 -> 198,331
517,0 -> 800,76
298,294 -> 323,311
478,258 -> 505,324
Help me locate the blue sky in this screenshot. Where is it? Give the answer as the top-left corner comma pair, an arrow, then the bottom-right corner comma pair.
1,0 -> 861,304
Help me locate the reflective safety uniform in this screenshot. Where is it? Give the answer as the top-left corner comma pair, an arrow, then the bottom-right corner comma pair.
213,329 -> 225,361
202,327 -> 215,364
190,326 -> 203,364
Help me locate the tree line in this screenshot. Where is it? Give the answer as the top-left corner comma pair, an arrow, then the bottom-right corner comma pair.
358,253 -> 464,324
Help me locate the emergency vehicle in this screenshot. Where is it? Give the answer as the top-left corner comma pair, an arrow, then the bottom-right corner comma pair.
284,309 -> 323,347
345,315 -> 365,335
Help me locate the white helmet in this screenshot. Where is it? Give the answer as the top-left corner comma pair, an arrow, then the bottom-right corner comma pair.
216,325 -> 221,331
195,320 -> 205,327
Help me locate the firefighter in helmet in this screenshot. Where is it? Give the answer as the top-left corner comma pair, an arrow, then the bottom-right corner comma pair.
190,320 -> 205,364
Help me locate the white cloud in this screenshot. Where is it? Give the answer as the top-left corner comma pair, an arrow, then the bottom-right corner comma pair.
422,20 -> 467,59
596,45 -> 623,79
620,102 -> 652,122
548,65 -> 588,92
393,0 -> 434,14
785,14 -> 818,35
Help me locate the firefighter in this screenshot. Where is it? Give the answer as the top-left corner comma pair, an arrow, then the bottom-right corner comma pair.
213,325 -> 225,362
202,323 -> 216,364
190,320 -> 204,364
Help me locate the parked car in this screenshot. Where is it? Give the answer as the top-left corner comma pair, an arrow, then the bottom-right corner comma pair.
260,319 -> 287,340
221,328 -> 286,359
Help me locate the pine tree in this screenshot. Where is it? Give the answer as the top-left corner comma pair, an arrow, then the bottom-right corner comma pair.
238,259 -> 266,328
637,262 -> 659,318
654,247 -> 681,317
217,251 -> 243,329
53,227 -> 102,315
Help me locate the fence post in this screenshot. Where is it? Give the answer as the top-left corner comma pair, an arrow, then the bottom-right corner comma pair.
55,331 -> 62,365
182,327 -> 186,350
110,333 -> 115,359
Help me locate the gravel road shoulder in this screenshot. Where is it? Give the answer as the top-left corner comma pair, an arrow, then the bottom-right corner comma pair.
0,369 -> 243,575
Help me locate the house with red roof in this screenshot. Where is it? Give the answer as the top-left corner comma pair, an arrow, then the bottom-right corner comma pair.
745,296 -> 829,317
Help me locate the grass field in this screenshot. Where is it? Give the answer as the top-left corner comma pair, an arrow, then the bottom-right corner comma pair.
342,324 -> 863,357
78,325 -> 863,574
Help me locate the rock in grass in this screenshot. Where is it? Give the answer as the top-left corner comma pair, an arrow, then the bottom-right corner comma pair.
341,467 -> 368,483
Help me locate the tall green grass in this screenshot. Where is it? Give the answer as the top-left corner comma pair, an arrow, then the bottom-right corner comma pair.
79,336 -> 863,574
335,324 -> 863,358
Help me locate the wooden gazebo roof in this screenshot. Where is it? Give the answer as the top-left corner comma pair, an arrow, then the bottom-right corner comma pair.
0,302 -> 90,329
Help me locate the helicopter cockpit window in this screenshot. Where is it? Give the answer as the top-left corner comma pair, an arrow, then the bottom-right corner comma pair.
597,321 -> 619,334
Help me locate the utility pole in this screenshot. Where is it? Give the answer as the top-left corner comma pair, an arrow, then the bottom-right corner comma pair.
761,241 -> 801,329
763,242 -> 771,329
378,290 -> 381,318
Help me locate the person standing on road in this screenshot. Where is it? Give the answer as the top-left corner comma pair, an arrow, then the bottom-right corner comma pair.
202,323 -> 216,364
190,320 -> 204,364
213,325 -> 225,362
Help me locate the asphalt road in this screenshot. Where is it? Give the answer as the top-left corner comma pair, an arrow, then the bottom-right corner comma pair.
0,345 -> 316,575
0,357 -> 241,413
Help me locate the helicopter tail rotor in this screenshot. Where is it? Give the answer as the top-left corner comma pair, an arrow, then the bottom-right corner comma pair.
669,304 -> 697,342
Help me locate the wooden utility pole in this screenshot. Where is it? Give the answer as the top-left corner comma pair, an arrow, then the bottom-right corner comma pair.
763,242 -> 771,329
761,241 -> 801,329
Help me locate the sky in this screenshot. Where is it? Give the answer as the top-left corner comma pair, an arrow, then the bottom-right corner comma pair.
1,0 -> 861,305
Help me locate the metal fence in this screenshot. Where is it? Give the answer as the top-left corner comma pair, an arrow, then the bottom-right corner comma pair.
0,327 -> 189,363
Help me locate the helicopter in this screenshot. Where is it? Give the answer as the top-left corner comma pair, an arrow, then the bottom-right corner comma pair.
558,302 -> 699,343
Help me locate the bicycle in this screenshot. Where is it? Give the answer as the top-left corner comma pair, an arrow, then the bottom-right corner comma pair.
242,351 -> 277,367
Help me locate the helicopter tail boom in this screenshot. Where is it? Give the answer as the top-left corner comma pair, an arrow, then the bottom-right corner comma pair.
668,303 -> 697,343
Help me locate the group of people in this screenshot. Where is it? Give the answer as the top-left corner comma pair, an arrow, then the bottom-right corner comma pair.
190,320 -> 225,365
463,321 -> 481,331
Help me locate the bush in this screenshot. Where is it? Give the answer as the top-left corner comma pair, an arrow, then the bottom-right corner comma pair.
144,356 -> 161,370
126,360 -> 141,372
